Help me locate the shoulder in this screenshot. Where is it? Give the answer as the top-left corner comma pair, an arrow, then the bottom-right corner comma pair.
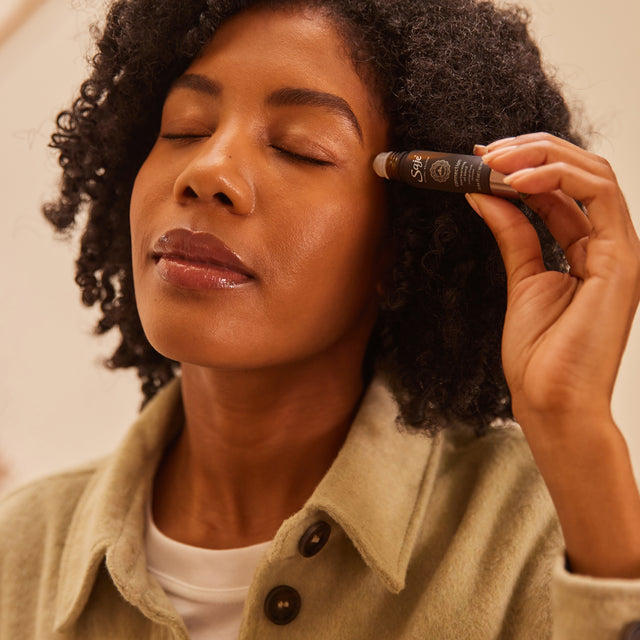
435,424 -> 558,536
0,462 -> 101,561
0,463 -> 106,634
441,423 -> 545,487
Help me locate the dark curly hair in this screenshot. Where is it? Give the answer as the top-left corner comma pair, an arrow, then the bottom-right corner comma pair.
44,0 -> 581,433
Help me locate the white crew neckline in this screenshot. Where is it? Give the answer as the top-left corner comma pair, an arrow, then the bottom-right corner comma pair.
145,503 -> 271,601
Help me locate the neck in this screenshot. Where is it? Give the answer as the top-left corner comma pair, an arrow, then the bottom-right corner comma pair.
153,354 -> 368,549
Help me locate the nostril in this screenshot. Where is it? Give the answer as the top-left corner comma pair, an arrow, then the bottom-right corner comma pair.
215,192 -> 233,206
184,186 -> 198,199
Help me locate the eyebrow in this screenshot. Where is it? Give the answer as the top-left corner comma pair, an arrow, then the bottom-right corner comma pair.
170,73 -> 221,97
266,87 -> 363,143
169,74 -> 363,144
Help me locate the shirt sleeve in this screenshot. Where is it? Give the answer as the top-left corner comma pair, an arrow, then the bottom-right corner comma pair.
551,553 -> 640,640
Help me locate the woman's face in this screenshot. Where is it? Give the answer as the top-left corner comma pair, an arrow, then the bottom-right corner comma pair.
130,6 -> 390,372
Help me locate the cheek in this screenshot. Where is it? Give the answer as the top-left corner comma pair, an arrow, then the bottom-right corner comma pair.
264,177 -> 388,324
129,156 -> 173,277
297,175 -> 387,276
270,165 -> 387,265
129,158 -> 155,242
128,157 -> 173,336
129,174 -> 145,269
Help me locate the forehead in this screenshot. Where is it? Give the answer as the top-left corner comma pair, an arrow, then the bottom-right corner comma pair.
196,6 -> 351,77
181,5 -> 386,143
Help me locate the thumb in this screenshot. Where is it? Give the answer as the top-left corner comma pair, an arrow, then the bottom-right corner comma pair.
465,193 -> 545,286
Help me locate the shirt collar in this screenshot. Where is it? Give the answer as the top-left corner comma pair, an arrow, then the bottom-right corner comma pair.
54,379 -> 183,632
267,376 -> 441,594
54,375 -> 442,629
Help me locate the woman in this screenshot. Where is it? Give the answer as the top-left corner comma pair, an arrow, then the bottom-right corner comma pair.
0,0 -> 639,638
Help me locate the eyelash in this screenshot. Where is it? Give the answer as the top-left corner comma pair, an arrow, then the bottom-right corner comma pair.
270,145 -> 332,167
159,134 -> 332,167
160,133 -> 207,142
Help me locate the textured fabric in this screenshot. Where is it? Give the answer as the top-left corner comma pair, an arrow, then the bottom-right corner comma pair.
1,377 -> 639,639
145,505 -> 270,640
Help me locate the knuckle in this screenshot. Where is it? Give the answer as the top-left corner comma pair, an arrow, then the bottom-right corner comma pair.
516,132 -> 551,148
531,132 -> 554,143
529,137 -> 554,154
553,160 -> 571,176
597,176 -> 619,199
583,149 -> 610,169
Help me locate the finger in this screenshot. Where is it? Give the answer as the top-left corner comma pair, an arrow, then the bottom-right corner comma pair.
465,193 -> 545,285
478,134 -> 640,292
480,134 -> 633,239
485,132 -> 586,155
523,191 -> 591,277
525,190 -> 591,242
482,136 -> 612,182
504,163 -> 629,237
566,237 -> 588,280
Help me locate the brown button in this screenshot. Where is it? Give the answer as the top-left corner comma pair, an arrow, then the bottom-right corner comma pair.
622,622 -> 640,640
298,521 -> 331,557
264,585 -> 301,625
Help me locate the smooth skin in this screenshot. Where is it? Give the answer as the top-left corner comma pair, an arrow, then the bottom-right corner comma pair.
469,135 -> 640,577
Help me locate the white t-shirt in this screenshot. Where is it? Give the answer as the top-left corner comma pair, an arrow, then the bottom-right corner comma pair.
145,506 -> 271,640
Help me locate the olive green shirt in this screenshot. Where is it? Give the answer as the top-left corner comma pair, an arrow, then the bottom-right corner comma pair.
1,378 -> 639,639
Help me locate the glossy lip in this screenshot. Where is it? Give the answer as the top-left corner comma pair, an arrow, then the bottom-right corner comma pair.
151,228 -> 254,289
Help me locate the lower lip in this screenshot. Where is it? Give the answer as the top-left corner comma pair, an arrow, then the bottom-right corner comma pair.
155,257 -> 252,290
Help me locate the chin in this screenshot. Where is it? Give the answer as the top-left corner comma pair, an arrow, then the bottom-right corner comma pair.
142,322 -> 278,371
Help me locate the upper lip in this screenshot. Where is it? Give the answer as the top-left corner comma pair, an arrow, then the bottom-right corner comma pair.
151,228 -> 254,277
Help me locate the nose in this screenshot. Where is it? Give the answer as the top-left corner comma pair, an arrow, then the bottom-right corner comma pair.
172,133 -> 255,216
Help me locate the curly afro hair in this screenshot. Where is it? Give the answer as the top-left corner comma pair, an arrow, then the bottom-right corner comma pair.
44,0 -> 581,433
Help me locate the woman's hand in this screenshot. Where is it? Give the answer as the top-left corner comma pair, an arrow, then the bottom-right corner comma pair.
468,133 -> 640,578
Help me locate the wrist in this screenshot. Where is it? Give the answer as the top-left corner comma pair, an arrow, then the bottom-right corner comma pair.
516,409 -> 624,483
513,402 -> 615,449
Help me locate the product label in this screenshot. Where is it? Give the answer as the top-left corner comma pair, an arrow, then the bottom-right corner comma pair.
430,160 -> 451,183
410,154 -> 424,183
399,151 -> 491,194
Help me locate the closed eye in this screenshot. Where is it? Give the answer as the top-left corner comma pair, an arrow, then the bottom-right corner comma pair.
270,145 -> 333,167
160,132 -> 209,143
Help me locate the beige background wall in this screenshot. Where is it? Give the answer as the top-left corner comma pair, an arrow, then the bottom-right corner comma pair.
0,0 -> 638,494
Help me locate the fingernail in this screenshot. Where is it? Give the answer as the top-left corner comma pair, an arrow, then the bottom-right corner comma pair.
473,144 -> 487,156
502,167 -> 535,185
465,193 -> 483,218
